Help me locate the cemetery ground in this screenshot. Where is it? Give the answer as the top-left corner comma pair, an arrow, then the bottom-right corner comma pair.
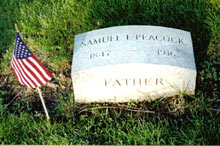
0,0 -> 219,145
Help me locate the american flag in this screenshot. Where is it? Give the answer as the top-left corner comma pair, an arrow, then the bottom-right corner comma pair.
11,32 -> 53,88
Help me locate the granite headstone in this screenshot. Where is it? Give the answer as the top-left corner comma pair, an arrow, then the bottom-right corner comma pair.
71,26 -> 197,103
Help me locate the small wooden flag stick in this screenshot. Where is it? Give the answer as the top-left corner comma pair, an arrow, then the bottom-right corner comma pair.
37,87 -> 50,120
15,24 -> 19,33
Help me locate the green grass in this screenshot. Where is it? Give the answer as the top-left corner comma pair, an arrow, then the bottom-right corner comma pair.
0,0 -> 220,145
0,97 -> 219,145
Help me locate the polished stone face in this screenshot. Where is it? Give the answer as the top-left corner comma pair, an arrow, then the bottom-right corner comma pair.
72,26 -> 197,103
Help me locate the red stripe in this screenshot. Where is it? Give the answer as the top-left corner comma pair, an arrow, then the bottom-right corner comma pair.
20,59 -> 44,86
12,58 -> 30,87
26,57 -> 49,82
13,57 -> 34,88
14,58 -> 36,88
11,59 -> 25,86
32,56 -> 53,78
11,64 -> 20,84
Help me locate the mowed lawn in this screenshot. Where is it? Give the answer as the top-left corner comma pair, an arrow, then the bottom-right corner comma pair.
0,0 -> 219,145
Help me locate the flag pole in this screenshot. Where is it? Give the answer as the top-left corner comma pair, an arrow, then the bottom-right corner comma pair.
15,24 -> 19,33
37,87 -> 50,120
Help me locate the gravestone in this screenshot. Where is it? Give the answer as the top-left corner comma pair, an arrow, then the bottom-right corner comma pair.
71,26 -> 197,103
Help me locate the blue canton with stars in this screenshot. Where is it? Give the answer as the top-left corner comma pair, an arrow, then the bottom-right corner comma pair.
14,33 -> 33,59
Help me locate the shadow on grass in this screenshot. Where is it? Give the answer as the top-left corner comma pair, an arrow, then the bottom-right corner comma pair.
0,0 -> 19,58
88,0 -> 211,69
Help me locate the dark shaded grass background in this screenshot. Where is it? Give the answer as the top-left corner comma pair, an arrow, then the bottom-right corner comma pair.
0,0 -> 219,144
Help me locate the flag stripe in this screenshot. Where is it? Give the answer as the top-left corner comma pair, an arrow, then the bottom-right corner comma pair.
22,59 -> 47,84
11,58 -> 28,87
14,56 -> 38,87
11,61 -> 21,83
32,56 -> 53,79
26,58 -> 49,82
17,59 -> 42,87
11,62 -> 23,85
13,57 -> 35,88
26,59 -> 49,83
12,58 -> 31,87
11,65 -> 19,82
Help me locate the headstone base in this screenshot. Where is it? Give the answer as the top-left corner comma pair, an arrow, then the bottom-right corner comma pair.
72,64 -> 196,103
